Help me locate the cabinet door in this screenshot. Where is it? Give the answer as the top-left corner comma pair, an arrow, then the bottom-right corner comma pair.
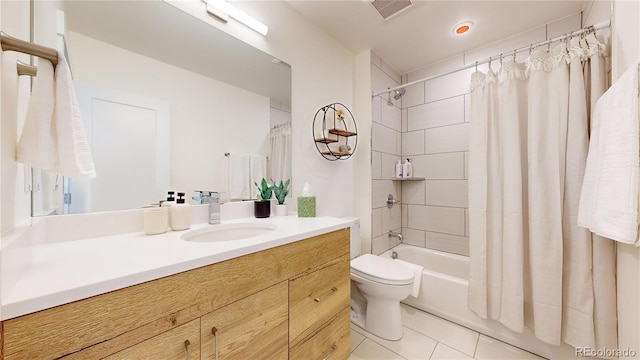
289,254 -> 351,345
201,281 -> 288,360
103,319 -> 200,360
290,307 -> 351,360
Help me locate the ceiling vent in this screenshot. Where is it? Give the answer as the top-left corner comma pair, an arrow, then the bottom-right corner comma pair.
371,0 -> 412,20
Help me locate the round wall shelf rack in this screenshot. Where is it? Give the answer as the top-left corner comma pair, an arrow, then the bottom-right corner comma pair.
312,103 -> 358,161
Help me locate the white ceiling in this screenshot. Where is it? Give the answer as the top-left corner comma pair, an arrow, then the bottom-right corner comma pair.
285,0 -> 589,74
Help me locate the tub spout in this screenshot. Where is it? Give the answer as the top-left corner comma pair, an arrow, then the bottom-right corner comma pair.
388,230 -> 403,242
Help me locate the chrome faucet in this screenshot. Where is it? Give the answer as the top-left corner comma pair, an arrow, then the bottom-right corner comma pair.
194,191 -> 222,224
388,230 -> 403,242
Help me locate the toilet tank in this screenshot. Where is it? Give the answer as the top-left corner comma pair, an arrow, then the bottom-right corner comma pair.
345,218 -> 360,259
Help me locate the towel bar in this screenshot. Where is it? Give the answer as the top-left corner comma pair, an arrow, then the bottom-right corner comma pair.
0,31 -> 58,66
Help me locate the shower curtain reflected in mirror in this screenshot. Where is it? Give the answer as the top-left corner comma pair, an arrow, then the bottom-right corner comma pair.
270,122 -> 292,186
468,35 -> 618,349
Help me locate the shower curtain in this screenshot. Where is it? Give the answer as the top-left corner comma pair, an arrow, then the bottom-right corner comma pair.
270,122 -> 292,183
468,34 -> 618,349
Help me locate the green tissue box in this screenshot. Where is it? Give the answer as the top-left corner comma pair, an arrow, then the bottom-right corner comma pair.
297,196 -> 316,217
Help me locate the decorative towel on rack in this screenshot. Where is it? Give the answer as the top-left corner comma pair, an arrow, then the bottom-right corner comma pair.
578,59 -> 640,245
16,50 -> 96,179
16,57 -> 57,169
228,153 -> 251,200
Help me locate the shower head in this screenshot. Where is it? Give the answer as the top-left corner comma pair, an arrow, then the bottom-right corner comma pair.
393,88 -> 406,100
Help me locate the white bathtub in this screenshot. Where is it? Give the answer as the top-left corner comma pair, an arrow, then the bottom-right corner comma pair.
382,244 -> 577,359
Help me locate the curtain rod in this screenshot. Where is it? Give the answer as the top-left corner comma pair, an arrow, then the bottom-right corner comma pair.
372,18 -> 611,97
0,31 -> 58,66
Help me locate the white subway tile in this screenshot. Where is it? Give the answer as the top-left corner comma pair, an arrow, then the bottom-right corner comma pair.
408,96 -> 465,131
426,232 -> 469,256
408,55 -> 464,82
402,228 -> 426,247
372,180 -> 400,209
381,102 -> 402,132
547,13 -> 581,39
411,153 -> 465,179
424,68 -> 474,103
380,57 -> 402,84
402,180 -> 426,205
464,208 -> 469,237
396,132 -> 402,156
464,95 -> 470,123
382,205 -> 402,232
401,108 -> 408,132
372,95 -> 382,124
372,63 -> 399,91
372,123 -> 397,155
425,123 -> 470,154
426,180 -> 468,208
371,51 -> 382,68
408,205 -> 465,236
372,151 -> 382,180
402,82 -> 424,108
402,130 -> 425,156
372,208 -> 382,238
464,151 -> 469,179
381,153 -> 401,180
402,204 -> 408,228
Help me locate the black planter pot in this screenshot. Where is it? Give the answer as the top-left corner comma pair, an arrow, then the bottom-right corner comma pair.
254,200 -> 271,218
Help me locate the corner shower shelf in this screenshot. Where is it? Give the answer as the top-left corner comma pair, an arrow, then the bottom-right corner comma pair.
313,103 -> 358,161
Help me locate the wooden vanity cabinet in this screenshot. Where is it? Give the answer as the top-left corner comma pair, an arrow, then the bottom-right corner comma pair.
0,228 -> 350,360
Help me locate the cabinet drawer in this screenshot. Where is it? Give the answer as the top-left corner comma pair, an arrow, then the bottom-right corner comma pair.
104,318 -> 201,360
289,306 -> 350,360
201,281 -> 288,360
289,254 -> 350,345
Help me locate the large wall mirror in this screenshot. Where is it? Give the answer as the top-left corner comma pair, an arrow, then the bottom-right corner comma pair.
31,0 -> 291,216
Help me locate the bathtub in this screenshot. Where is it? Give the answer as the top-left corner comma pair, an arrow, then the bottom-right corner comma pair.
382,244 -> 577,359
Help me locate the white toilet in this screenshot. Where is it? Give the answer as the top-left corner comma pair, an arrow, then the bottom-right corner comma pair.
349,220 -> 415,341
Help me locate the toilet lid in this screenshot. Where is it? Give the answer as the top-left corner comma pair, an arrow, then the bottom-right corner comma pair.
351,254 -> 414,285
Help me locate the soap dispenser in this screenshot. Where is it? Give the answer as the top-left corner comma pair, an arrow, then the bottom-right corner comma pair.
170,192 -> 191,230
402,158 -> 413,178
395,160 -> 403,179
161,191 -> 176,207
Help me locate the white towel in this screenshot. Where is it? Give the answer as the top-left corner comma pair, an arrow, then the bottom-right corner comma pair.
250,155 -> 267,199
578,59 -> 640,245
50,50 -> 96,179
228,153 -> 251,200
16,57 -> 57,169
394,259 -> 423,297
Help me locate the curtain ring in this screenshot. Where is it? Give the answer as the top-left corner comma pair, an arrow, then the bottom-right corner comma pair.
488,56 -> 492,68
512,49 -> 516,61
500,53 -> 503,65
475,61 -> 478,72
529,44 -> 532,55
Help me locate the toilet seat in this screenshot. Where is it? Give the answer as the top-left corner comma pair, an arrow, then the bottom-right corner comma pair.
351,254 -> 414,286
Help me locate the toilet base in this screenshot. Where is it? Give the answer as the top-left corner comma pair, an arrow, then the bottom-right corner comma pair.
364,297 -> 403,341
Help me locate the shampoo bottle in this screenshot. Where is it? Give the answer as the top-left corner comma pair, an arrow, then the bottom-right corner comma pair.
170,192 -> 191,231
403,158 -> 413,178
395,160 -> 404,179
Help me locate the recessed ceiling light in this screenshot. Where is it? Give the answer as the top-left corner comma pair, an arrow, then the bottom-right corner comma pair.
453,21 -> 473,35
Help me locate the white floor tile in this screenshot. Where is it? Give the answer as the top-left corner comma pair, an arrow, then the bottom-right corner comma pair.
352,329 -> 366,352
349,338 -> 406,360
429,343 -> 473,360
352,324 -> 437,360
401,305 -> 479,357
474,335 -> 545,360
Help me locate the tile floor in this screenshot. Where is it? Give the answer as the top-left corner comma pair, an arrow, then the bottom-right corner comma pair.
349,304 -> 546,360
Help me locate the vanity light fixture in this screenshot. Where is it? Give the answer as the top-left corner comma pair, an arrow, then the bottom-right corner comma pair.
203,0 -> 269,36
453,21 -> 473,35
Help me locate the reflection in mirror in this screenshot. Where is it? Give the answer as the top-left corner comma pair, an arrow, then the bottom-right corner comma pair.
31,0 -> 291,216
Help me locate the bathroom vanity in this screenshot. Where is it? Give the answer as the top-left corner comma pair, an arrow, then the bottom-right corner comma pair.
0,217 -> 352,360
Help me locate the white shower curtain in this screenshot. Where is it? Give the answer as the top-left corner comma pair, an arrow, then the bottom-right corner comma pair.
270,123 -> 291,183
468,35 -> 617,349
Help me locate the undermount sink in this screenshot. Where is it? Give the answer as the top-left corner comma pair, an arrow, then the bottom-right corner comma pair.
181,223 -> 277,243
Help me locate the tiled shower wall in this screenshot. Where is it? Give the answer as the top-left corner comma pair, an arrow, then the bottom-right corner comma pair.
371,12 -> 586,256
370,53 -> 403,255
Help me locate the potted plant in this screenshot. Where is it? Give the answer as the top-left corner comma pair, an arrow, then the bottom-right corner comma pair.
254,178 -> 272,218
271,179 -> 290,216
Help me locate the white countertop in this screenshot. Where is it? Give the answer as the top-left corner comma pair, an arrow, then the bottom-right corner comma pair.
1,216 -> 353,320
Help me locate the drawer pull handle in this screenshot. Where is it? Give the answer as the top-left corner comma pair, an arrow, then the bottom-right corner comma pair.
322,345 -> 338,360
184,340 -> 191,360
212,327 -> 219,360
314,287 -> 338,302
